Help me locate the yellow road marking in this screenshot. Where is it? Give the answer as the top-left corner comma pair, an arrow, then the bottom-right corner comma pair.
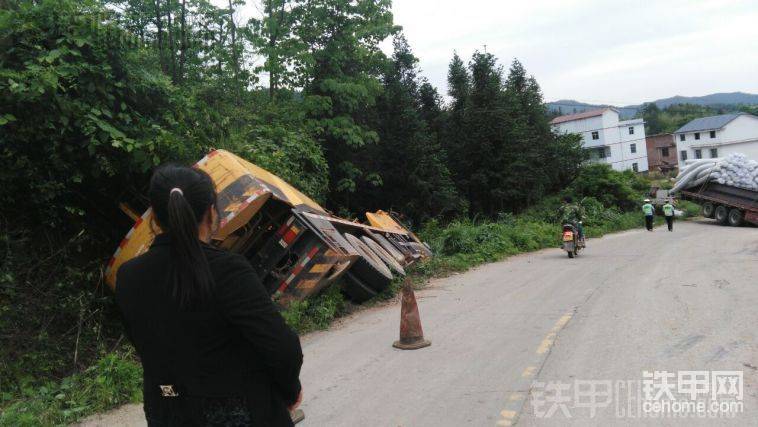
500,409 -> 516,419
536,312 -> 573,354
496,312 -> 574,426
536,332 -> 556,354
552,313 -> 573,331
522,366 -> 537,378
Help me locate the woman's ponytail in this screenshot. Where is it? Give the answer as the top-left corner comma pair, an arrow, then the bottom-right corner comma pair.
149,165 -> 217,309
166,188 -> 213,307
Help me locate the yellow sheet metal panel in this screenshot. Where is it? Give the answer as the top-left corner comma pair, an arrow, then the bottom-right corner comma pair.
365,210 -> 408,234
104,208 -> 157,288
227,151 -> 326,213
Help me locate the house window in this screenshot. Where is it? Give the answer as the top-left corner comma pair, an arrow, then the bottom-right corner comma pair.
681,150 -> 688,161
710,148 -> 718,158
695,132 -> 700,140
632,163 -> 639,172
710,130 -> 716,138
591,131 -> 599,140
679,134 -> 685,141
630,143 -> 637,154
661,147 -> 669,157
596,147 -> 607,158
629,126 -> 634,135
695,149 -> 702,159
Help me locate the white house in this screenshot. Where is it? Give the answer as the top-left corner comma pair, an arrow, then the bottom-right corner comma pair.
674,113 -> 758,168
550,107 -> 649,172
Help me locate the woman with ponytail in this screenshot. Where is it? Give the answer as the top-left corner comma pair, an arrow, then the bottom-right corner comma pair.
115,164 -> 303,426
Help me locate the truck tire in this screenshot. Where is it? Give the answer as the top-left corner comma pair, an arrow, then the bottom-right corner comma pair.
702,202 -> 715,218
728,208 -> 744,227
714,205 -> 729,225
342,233 -> 393,292
362,236 -> 405,276
341,272 -> 377,303
371,233 -> 406,263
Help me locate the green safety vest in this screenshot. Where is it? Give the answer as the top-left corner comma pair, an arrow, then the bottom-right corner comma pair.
662,204 -> 674,216
642,203 -> 654,216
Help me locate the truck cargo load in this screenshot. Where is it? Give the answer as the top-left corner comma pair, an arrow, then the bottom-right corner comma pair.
671,153 -> 758,226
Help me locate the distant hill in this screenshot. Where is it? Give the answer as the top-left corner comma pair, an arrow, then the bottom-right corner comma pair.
547,92 -> 758,119
651,92 -> 758,109
547,100 -> 638,119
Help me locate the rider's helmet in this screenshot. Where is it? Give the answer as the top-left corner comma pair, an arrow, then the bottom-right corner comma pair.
644,198 -> 651,202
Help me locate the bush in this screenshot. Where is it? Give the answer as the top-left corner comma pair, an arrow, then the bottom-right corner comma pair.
567,164 -> 647,211
281,284 -> 347,333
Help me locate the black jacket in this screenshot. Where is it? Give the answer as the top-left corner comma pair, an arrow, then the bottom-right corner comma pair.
116,233 -> 303,426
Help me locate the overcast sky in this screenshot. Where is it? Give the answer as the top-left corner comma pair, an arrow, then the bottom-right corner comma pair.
238,0 -> 758,106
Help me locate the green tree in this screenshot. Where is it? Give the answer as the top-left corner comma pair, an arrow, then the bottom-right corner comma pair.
444,52 -> 471,188
247,0 -> 304,99
500,59 -> 585,206
360,34 -> 462,222
463,51 -> 506,215
640,102 -> 663,134
440,53 -> 586,217
0,0 -> 204,226
293,0 -> 398,210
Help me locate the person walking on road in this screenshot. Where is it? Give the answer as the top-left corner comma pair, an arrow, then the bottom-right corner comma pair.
662,199 -> 675,232
642,199 -> 655,231
115,164 -> 303,427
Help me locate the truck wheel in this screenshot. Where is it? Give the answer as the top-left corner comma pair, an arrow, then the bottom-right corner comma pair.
342,233 -> 393,292
702,202 -> 715,218
371,233 -> 406,263
714,205 -> 729,225
341,272 -> 377,303
728,208 -> 744,227
362,236 -> 405,276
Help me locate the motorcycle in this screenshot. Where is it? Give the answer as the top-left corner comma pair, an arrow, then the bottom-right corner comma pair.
561,222 -> 584,258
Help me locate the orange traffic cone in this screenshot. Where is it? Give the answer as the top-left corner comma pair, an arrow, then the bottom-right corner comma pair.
393,279 -> 431,350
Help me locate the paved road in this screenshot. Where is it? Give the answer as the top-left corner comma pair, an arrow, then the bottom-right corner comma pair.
80,220 -> 758,426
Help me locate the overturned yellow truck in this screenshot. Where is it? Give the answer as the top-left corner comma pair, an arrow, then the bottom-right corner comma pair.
105,149 -> 431,304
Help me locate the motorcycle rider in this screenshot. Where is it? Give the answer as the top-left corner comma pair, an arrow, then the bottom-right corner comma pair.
558,196 -> 585,246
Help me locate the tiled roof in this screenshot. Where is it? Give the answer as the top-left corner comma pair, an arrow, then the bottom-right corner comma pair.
550,107 -> 614,125
674,113 -> 749,133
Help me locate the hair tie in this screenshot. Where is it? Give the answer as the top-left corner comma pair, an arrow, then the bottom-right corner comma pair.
170,187 -> 183,196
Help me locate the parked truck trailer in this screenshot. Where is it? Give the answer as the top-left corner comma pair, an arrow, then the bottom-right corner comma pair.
105,149 -> 431,304
680,181 -> 758,226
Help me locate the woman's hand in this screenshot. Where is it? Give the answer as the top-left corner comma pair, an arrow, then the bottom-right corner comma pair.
289,388 -> 303,411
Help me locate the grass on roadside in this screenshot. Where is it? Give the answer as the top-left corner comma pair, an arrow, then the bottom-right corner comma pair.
0,351 -> 142,427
